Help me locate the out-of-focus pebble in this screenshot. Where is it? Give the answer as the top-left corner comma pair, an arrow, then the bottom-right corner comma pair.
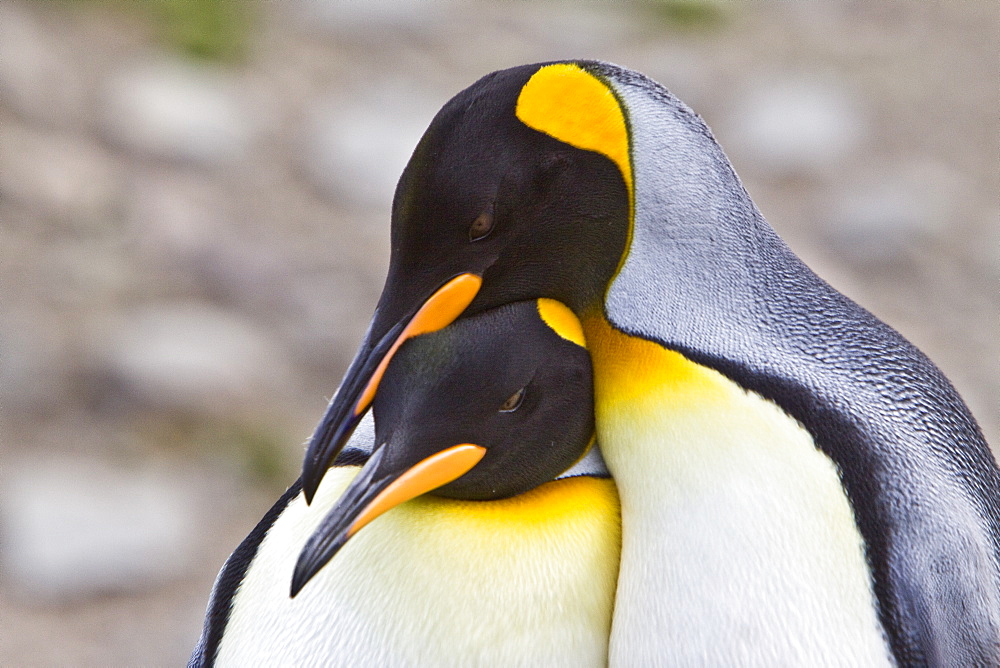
1,457 -> 199,603
91,303 -> 293,415
102,59 -> 252,166
0,2 -> 87,126
725,74 -> 866,176
298,82 -> 440,208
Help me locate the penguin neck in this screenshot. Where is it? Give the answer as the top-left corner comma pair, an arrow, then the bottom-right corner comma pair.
581,313 -> 894,665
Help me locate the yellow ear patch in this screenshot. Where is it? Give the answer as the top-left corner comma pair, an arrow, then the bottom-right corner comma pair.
537,298 -> 587,348
516,63 -> 632,194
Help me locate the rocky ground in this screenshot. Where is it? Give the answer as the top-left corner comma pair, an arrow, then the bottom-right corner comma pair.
0,0 -> 996,664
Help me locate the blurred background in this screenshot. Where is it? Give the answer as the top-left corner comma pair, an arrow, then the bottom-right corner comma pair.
0,0 -> 996,664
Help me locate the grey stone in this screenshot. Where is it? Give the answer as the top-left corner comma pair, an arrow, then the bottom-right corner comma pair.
725,74 -> 867,176
0,2 -> 87,127
0,308 -> 72,415
125,169 -> 230,257
974,208 -> 1000,280
0,122 -> 121,226
822,160 -> 964,263
0,456 -> 199,602
102,59 -> 252,166
278,270 -> 381,373
290,0 -> 448,36
505,3 -> 633,57
299,82 -> 440,208
93,303 -> 293,415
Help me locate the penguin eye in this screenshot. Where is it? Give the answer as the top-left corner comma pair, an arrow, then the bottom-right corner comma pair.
468,208 -> 495,242
499,387 -> 525,413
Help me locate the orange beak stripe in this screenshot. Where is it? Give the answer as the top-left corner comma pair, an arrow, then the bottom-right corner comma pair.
354,273 -> 483,416
347,444 -> 487,538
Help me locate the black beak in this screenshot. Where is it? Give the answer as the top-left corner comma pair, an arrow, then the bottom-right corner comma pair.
301,274 -> 482,503
291,442 -> 486,597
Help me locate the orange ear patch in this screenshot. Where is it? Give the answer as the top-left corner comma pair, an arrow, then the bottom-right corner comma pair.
516,63 -> 632,194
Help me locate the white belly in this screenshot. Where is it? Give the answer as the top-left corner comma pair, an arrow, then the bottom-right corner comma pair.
216,468 -> 620,667
586,320 -> 894,666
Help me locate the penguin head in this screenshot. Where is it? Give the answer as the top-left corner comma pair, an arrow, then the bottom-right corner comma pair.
291,299 -> 595,596
372,298 -> 595,500
388,62 -> 630,317
302,61 -> 632,501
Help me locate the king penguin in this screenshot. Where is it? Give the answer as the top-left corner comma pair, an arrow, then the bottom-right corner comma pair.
298,61 -> 1000,665
190,299 -> 620,667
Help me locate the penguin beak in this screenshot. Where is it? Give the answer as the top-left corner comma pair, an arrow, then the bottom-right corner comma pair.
291,442 -> 486,597
301,273 -> 483,504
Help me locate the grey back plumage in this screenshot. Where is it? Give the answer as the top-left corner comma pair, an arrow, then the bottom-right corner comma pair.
593,61 -> 1000,666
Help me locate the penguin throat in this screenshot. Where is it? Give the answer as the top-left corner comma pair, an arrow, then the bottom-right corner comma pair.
581,312 -> 728,412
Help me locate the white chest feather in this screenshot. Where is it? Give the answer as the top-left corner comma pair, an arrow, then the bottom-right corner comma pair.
585,318 -> 894,666
216,469 -> 620,667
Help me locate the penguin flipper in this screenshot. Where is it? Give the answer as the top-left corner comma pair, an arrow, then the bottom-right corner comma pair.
885,497 -> 1000,666
188,479 -> 304,668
